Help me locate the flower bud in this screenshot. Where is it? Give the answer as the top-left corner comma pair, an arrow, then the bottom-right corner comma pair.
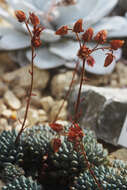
104,53 -> 114,67
77,45 -> 91,59
56,25 -> 68,35
73,19 -> 84,33
15,10 -> 26,22
29,12 -> 40,26
110,40 -> 124,50
94,30 -> 107,44
82,28 -> 94,43
86,56 -> 95,67
31,37 -> 42,47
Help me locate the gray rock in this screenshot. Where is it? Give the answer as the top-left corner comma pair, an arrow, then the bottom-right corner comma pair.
68,85 -> 127,146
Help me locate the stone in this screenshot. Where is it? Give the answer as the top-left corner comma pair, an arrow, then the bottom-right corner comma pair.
49,99 -> 68,122
17,108 -> 39,126
4,90 -> 21,110
30,90 -> 42,108
1,109 -> 12,118
51,71 -> 79,99
0,118 -> 8,132
68,85 -> 127,146
0,80 -> 8,95
40,96 -> 55,112
38,109 -> 48,122
13,87 -> 26,99
2,65 -> 50,89
110,148 -> 127,161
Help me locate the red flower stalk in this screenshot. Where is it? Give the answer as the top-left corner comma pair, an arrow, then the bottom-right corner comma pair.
94,30 -> 107,44
49,123 -> 64,133
15,11 -> 43,144
73,19 -> 84,33
56,25 -> 68,35
110,40 -> 124,50
82,27 -> 94,43
15,10 -> 26,22
51,138 -> 61,153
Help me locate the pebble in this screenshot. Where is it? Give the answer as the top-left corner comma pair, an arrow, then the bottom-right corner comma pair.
13,87 -> 26,99
4,90 -> 21,110
51,71 -> 79,99
1,109 -> 12,118
2,65 -> 50,89
40,96 -> 55,112
49,99 -> 68,122
0,80 -> 8,95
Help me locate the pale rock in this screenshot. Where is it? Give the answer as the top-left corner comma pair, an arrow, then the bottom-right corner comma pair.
30,90 -> 42,107
0,80 -> 8,95
40,96 -> 55,112
1,109 -> 12,118
4,90 -> 21,110
0,101 -> 7,113
68,85 -> 127,146
38,109 -> 48,122
2,65 -> 50,89
13,87 -> 26,99
18,108 -> 39,126
110,148 -> 127,161
0,118 -> 8,132
13,119 -> 29,131
50,99 -> 68,122
51,71 -> 79,99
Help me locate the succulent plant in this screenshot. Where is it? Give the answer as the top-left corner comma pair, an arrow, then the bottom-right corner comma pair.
1,163 -> 25,183
0,0 -> 127,74
39,128 -> 108,186
2,176 -> 43,190
0,130 -> 23,168
70,165 -> 127,189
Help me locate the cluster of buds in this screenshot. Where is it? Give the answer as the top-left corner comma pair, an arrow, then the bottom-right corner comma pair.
56,19 -> 124,67
15,10 -> 44,48
49,122 -> 84,152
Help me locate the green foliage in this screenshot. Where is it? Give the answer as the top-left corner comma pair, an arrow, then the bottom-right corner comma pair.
0,130 -> 23,167
70,165 -> 127,190
0,126 -> 127,189
1,163 -> 24,183
2,176 -> 43,190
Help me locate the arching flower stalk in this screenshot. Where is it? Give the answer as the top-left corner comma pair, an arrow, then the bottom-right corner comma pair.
15,10 -> 44,144
50,18 -> 124,189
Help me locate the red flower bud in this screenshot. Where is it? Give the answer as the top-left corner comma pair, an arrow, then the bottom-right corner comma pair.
49,123 -> 63,133
29,12 -> 40,26
104,53 -> 115,67
56,25 -> 68,35
15,10 -> 26,22
94,30 -> 107,44
73,19 -> 84,33
51,138 -> 61,153
77,45 -> 91,59
31,37 -> 42,47
86,56 -> 95,67
82,28 -> 94,43
110,40 -> 124,50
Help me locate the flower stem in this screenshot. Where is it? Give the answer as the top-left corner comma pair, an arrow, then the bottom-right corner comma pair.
74,58 -> 85,122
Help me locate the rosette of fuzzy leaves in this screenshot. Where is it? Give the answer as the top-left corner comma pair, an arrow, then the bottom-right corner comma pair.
39,128 -> 108,186
70,165 -> 127,190
83,129 -> 108,166
0,130 -> 23,168
20,125 -> 56,173
2,176 -> 43,190
40,136 -> 86,185
1,163 -> 24,183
